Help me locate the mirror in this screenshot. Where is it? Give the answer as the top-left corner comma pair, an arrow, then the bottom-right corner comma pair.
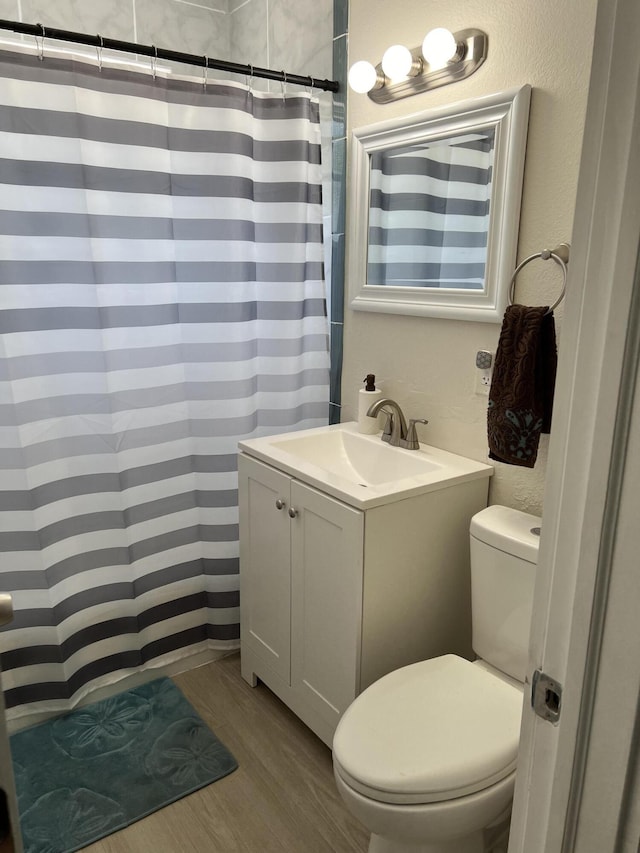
348,85 -> 531,322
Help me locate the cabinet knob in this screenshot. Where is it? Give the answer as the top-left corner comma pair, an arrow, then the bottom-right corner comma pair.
288,507 -> 298,518
275,498 -> 286,510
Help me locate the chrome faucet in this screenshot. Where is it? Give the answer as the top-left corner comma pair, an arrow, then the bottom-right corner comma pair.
366,398 -> 428,450
367,398 -> 407,446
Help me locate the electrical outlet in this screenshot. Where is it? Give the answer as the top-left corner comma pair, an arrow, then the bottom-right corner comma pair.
474,350 -> 493,396
475,366 -> 492,396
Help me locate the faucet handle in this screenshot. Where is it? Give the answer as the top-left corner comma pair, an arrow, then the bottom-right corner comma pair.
402,418 -> 429,450
380,408 -> 394,443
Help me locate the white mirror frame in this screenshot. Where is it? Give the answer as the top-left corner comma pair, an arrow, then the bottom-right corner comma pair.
348,85 -> 531,322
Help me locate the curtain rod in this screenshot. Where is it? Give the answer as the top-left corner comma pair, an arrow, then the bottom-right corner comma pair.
0,18 -> 340,93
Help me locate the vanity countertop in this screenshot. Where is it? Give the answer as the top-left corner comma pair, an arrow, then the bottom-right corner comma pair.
238,422 -> 493,510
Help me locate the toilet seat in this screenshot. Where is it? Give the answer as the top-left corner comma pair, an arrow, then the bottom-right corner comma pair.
332,654 -> 524,806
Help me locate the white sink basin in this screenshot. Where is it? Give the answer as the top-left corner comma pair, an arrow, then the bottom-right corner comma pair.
239,423 -> 492,509
270,428 -> 440,485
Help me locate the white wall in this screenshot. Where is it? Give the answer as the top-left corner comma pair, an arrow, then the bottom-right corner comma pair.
344,0 -> 597,513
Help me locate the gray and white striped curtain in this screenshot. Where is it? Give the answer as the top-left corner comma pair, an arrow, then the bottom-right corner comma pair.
367,129 -> 494,288
0,50 -> 329,721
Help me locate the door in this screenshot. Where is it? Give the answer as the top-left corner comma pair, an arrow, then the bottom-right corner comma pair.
238,455 -> 292,683
0,593 -> 22,853
509,0 -> 640,849
290,481 -> 364,731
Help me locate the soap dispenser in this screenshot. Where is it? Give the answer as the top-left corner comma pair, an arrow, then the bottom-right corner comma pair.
358,374 -> 383,434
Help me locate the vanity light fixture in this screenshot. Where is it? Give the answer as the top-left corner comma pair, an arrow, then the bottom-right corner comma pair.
348,27 -> 488,104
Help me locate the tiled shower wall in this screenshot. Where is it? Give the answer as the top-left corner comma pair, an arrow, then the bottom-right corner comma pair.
0,0 -> 332,76
330,0 -> 348,422
0,0 -> 344,417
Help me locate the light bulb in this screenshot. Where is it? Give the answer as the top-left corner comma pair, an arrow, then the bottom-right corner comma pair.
381,44 -> 413,82
347,60 -> 378,94
422,28 -> 458,67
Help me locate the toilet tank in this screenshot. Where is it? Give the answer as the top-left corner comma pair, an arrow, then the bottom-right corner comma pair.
470,505 -> 541,683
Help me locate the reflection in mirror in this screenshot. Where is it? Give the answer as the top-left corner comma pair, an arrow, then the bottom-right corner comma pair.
349,85 -> 531,322
368,128 -> 495,289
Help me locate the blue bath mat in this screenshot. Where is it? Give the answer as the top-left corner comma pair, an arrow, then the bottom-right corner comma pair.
10,677 -> 238,853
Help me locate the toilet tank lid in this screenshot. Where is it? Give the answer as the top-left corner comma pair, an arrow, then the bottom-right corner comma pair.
470,505 -> 542,564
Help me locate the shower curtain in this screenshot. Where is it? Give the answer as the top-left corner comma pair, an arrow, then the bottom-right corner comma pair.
0,49 -> 329,721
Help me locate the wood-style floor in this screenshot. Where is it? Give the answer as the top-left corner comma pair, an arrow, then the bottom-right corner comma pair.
81,653 -> 369,853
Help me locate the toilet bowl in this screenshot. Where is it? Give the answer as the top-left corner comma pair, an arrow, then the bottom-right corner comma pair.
334,769 -> 514,853
332,506 -> 540,853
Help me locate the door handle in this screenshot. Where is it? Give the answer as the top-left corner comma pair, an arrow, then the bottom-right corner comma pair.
0,593 -> 13,627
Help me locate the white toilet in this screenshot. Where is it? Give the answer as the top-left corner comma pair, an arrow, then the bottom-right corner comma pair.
332,505 -> 540,853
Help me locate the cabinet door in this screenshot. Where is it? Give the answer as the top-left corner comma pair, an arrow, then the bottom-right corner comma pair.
290,481 -> 364,731
238,455 -> 292,683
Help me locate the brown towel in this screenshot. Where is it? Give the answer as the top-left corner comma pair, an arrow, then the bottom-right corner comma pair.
487,304 -> 557,468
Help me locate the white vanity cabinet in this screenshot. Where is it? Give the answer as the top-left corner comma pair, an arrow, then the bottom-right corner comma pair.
239,454 -> 364,742
238,432 -> 492,748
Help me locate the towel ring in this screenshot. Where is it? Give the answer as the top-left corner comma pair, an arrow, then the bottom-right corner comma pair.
508,242 -> 570,315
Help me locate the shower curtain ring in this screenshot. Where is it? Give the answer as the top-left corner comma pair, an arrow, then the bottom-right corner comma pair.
35,22 -> 45,61
281,71 -> 287,102
96,35 -> 104,72
202,55 -> 208,90
151,44 -> 158,80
